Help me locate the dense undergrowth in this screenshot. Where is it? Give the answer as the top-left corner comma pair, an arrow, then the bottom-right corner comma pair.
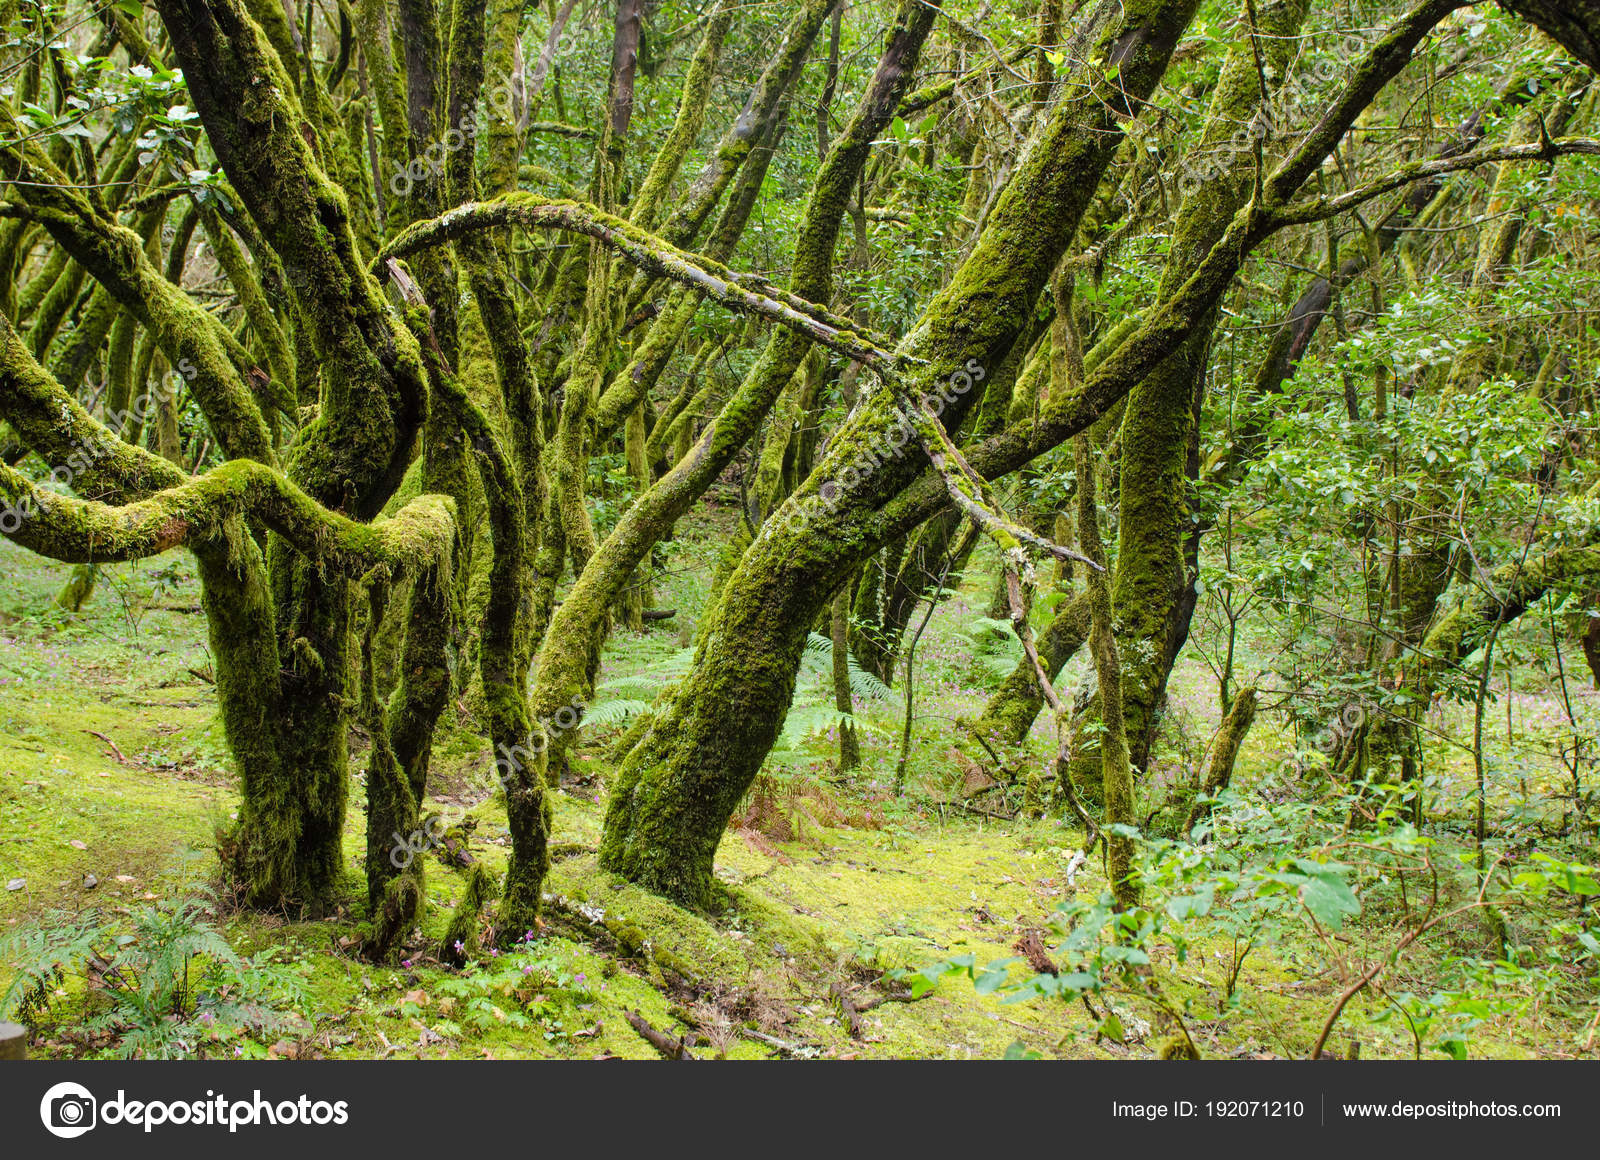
2,494 -> 1598,1060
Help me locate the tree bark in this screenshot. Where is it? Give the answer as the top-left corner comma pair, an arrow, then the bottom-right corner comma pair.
598,0 -> 1204,907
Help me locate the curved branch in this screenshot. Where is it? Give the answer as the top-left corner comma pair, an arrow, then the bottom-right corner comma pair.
1269,136 -> 1600,229
0,105 -> 275,464
0,310 -> 187,504
0,457 -> 454,578
377,195 -> 899,366
1419,543 -> 1600,687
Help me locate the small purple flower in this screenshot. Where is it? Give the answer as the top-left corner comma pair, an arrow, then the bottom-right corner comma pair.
401,959 -> 413,968
490,948 -> 500,957
574,973 -> 586,984
523,929 -> 535,942
522,964 -> 534,975
233,1045 -> 243,1057
453,940 -> 465,953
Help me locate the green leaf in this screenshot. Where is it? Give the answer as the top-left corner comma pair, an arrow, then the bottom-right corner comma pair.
974,957 -> 1016,995
1166,885 -> 1215,920
1059,971 -> 1096,993
1296,871 -> 1360,927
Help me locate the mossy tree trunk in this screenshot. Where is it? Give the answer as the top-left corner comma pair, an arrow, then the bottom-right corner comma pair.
594,0 -> 1485,905
831,586 -> 860,771
598,0 -> 1206,907
1058,0 -> 1309,801
1185,685 -> 1258,835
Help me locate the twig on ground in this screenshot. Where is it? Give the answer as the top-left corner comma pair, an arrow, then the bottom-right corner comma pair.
624,1009 -> 697,1060
84,730 -> 126,763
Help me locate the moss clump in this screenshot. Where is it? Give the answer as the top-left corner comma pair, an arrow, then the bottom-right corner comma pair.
545,855 -> 749,987
439,866 -> 500,967
364,874 -> 424,963
1158,1035 -> 1200,1060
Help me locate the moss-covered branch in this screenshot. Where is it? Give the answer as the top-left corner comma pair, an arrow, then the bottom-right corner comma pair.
626,0 -> 733,231
0,456 -> 454,575
1418,545 -> 1600,692
1075,433 -> 1135,906
0,105 -> 275,465
155,0 -> 429,518
655,0 -> 835,251
1267,136 -> 1600,230
379,195 -> 895,366
0,310 -> 187,503
599,0 -> 1205,908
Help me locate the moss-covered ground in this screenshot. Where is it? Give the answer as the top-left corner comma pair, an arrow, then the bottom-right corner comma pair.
3,497 -> 1597,1060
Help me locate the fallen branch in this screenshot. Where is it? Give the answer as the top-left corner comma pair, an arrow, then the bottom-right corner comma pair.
739,1027 -> 808,1056
84,730 -> 127,764
830,981 -> 864,1039
937,797 -> 1018,822
954,718 -> 1022,783
854,984 -> 932,1011
623,1009 -> 696,1060
1013,929 -> 1059,976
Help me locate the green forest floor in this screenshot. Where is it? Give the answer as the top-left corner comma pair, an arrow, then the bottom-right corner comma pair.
2,496 -> 1597,1060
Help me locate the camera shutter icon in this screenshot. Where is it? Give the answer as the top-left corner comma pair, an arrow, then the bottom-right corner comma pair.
40,1081 -> 97,1138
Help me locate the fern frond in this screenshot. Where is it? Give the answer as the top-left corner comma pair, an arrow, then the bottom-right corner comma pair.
846,658 -> 894,702
593,674 -> 662,700
583,698 -> 653,727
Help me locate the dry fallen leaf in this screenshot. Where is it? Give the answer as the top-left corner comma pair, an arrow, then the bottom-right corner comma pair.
68,839 -> 87,850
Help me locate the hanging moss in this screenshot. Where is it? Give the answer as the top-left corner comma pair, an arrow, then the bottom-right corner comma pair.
54,563 -> 98,612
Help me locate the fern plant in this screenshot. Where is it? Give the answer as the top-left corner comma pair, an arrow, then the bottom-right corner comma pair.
802,632 -> 896,704
959,615 -> 1024,684
1,886 -> 306,1059
584,646 -> 697,728
428,947 -> 598,1043
766,634 -> 895,758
